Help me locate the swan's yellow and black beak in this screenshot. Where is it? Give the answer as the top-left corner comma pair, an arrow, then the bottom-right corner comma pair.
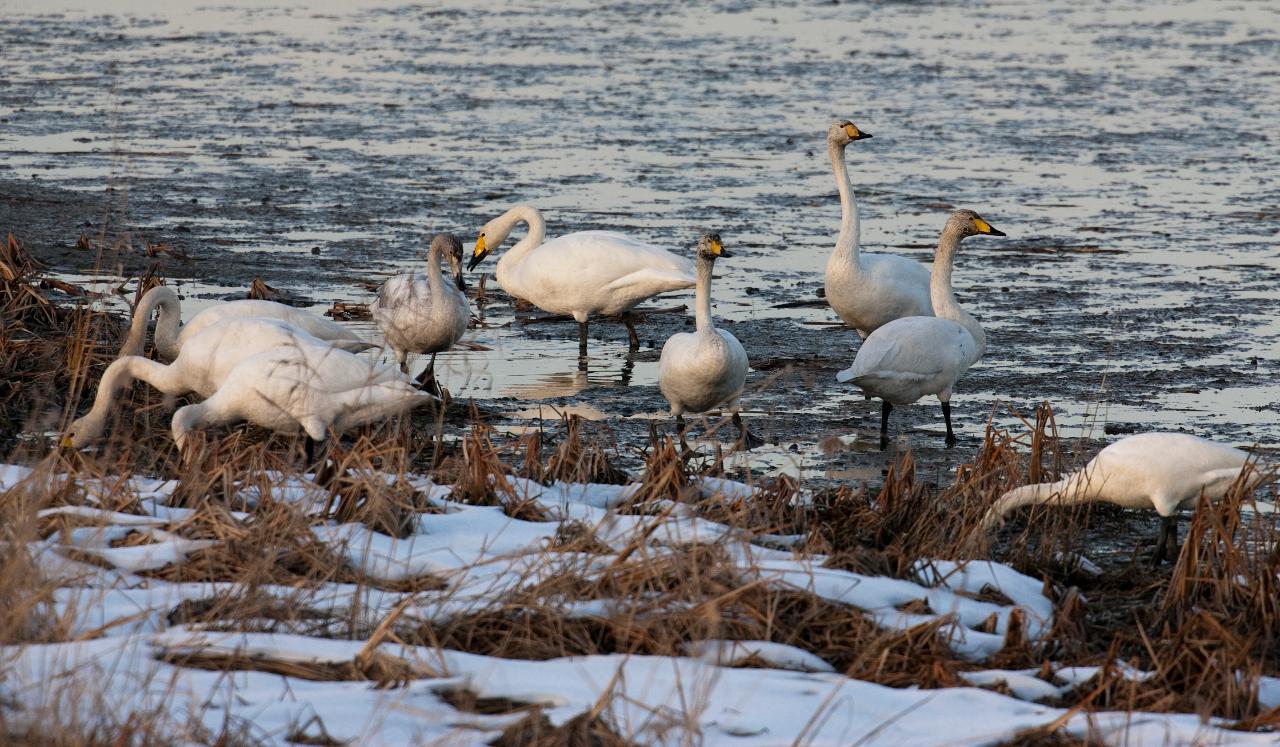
844,123 -> 872,141
974,217 -> 1006,237
709,236 -> 732,258
60,434 -> 75,450
454,270 -> 467,292
467,235 -> 489,272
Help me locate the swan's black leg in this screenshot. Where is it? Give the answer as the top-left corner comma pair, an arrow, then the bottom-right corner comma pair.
879,401 -> 893,451
675,414 -> 693,458
414,353 -> 443,398
1153,514 -> 1179,565
623,312 -> 640,351
733,412 -> 764,450
578,321 -> 589,357
942,401 -> 957,447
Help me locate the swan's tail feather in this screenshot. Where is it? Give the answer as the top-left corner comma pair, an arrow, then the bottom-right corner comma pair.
835,367 -> 856,383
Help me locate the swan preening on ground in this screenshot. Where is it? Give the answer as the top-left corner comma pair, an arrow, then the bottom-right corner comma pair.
980,433 -> 1259,562
371,233 -> 470,394
837,209 -> 1005,448
171,342 -> 435,454
823,120 -> 933,338
63,318 -> 372,448
658,233 -> 758,450
469,205 -> 695,357
120,286 -> 370,361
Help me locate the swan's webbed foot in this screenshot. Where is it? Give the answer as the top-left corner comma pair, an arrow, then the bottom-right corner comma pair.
732,412 -> 764,451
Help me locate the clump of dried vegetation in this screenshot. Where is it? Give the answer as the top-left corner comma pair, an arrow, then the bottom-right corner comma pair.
3,234 -> 1280,744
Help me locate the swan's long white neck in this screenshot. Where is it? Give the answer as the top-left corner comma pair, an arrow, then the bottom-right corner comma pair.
828,139 -> 860,268
120,287 -> 181,359
694,256 -> 717,335
981,470 -> 1097,532
70,356 -> 179,444
494,205 -> 546,268
426,241 -> 445,302
932,231 -> 985,357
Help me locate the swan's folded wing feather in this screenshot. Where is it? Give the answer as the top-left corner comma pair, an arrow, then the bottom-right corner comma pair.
844,318 -> 970,381
602,266 -> 697,294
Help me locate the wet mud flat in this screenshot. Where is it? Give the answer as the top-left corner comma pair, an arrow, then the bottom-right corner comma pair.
3,1 -> 1280,554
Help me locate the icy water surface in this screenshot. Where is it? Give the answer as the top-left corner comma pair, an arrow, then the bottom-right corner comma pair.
2,0 -> 1279,483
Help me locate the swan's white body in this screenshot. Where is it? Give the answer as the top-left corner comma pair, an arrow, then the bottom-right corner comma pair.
65,318 -> 371,447
120,286 -> 370,361
822,122 -> 932,338
171,343 -> 434,451
836,215 -> 988,407
370,238 -> 469,369
659,252 -> 747,416
476,206 -> 695,322
981,433 -> 1254,531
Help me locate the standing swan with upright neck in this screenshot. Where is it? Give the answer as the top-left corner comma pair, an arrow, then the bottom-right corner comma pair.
836,209 -> 1005,448
658,233 -> 759,450
119,286 -> 370,361
469,205 -> 695,358
823,120 -> 933,338
370,233 -> 470,395
979,433 -> 1258,563
62,318 -> 372,448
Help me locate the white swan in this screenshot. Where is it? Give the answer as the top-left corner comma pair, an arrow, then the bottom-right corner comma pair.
980,432 -> 1257,562
836,209 -> 1005,447
658,233 -> 758,449
171,342 -> 434,454
63,318 -> 372,448
823,120 -> 933,338
370,233 -> 470,394
469,205 -> 695,356
119,286 -> 371,361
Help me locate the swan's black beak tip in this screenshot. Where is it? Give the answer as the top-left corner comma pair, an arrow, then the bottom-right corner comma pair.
987,227 -> 1007,237
454,273 -> 467,291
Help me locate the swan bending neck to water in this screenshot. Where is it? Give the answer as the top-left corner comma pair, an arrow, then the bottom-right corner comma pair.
63,318 -> 371,448
658,233 -> 759,451
370,233 -> 470,395
836,209 -> 1005,448
823,120 -> 933,337
468,205 -> 695,358
120,286 -> 370,361
980,432 -> 1258,563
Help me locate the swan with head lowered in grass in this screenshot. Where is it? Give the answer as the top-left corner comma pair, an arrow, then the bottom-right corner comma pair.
979,432 -> 1260,563
171,341 -> 435,457
370,233 -> 470,395
658,232 -> 760,450
119,286 -> 371,361
63,317 -> 374,448
823,120 -> 933,338
836,209 -> 1005,448
469,205 -> 695,357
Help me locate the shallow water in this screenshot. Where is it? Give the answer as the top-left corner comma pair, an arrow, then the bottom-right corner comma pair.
2,0 -> 1279,485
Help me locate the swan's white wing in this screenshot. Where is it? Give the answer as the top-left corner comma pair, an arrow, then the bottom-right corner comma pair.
836,317 -> 976,402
